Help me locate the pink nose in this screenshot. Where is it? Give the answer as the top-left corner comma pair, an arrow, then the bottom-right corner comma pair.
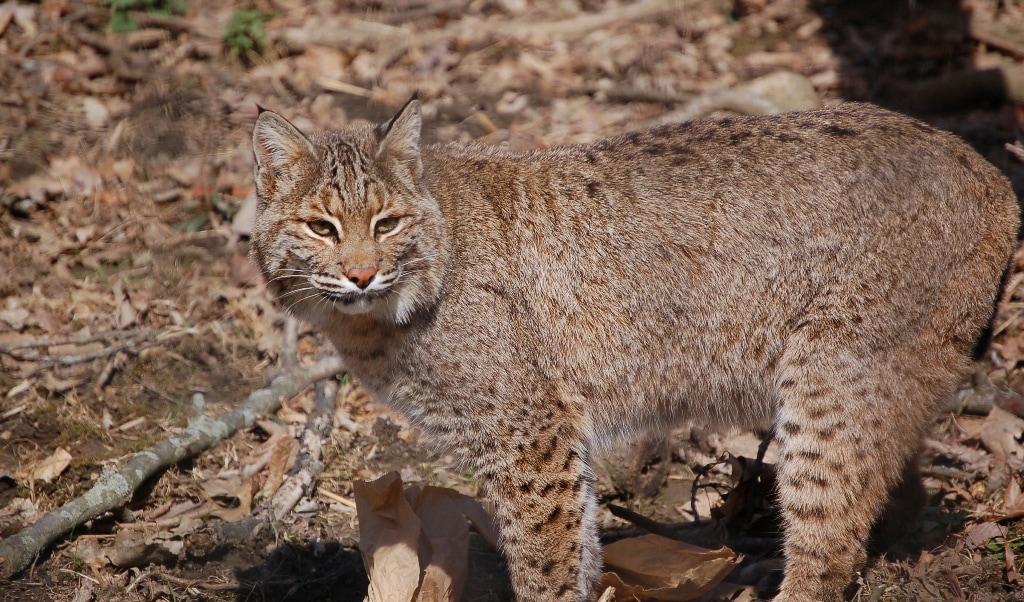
346,267 -> 377,289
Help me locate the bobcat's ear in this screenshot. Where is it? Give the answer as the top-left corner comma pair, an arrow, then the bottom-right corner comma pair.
252,109 -> 316,175
377,97 -> 422,178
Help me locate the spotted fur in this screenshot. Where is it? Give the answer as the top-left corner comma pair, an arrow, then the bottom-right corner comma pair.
251,101 -> 1018,601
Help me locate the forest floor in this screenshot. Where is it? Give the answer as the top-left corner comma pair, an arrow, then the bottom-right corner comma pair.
3,0 -> 1024,600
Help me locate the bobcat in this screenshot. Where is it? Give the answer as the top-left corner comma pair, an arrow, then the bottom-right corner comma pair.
250,99 -> 1019,601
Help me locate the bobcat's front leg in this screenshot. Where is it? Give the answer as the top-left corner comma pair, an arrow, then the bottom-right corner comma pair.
476,399 -> 600,601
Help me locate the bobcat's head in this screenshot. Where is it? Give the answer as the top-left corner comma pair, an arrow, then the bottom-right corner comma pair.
250,99 -> 444,326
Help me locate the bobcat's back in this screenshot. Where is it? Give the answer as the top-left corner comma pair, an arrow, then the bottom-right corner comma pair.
416,104 -> 1017,438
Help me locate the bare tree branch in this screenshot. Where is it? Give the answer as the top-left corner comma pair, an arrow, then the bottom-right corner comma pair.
0,356 -> 345,580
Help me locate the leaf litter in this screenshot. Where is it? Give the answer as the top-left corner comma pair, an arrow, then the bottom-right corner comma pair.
1,0 -> 1024,600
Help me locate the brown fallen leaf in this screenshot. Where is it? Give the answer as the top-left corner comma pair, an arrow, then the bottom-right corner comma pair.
1001,476 -> 1024,520
29,447 -> 73,484
0,497 -> 41,538
354,472 -> 500,602
599,533 -> 739,601
201,474 -> 257,522
960,406 -> 1024,468
0,308 -> 30,330
1007,542 -> 1022,585
68,528 -> 182,570
406,486 -> 470,602
965,521 -> 1007,550
263,431 -> 298,498
355,472 -> 422,602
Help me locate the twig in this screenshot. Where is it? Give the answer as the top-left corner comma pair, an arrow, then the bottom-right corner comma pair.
266,375 -> 337,520
0,356 -> 345,579
880,65 -> 1024,114
124,567 -> 153,594
121,368 -> 180,405
281,316 -> 299,369
154,571 -> 240,591
576,83 -> 695,105
126,11 -> 216,37
93,352 -> 123,394
318,77 -> 373,98
606,503 -> 679,538
1006,142 -> 1024,164
319,487 -> 357,509
59,568 -> 100,584
0,332 -> 144,352
9,329 -> 195,377
370,0 -> 469,25
648,89 -> 782,126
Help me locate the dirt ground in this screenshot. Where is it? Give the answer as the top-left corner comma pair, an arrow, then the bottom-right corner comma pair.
3,0 -> 1024,600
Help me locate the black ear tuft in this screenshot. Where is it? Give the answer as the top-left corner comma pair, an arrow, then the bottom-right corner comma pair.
256,104 -> 268,116
382,94 -> 421,138
377,97 -> 423,177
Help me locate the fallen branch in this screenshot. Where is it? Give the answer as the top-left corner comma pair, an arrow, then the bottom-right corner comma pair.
20,329 -> 195,378
940,368 -> 1024,419
281,0 -> 679,53
177,373 -> 341,557
576,82 -> 695,105
656,89 -> 781,124
0,356 -> 345,580
606,504 -> 778,555
267,376 -> 338,520
0,330 -> 146,352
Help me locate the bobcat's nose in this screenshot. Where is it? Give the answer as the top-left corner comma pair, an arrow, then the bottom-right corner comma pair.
346,266 -> 377,289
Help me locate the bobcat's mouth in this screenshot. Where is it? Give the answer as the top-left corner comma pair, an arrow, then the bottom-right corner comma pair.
289,269 -> 406,319
322,289 -> 389,304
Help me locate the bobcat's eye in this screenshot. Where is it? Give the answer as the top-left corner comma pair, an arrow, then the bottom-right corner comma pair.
374,217 -> 401,237
308,220 -> 338,239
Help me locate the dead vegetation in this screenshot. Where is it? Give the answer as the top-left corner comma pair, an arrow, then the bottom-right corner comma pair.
2,0 -> 1024,600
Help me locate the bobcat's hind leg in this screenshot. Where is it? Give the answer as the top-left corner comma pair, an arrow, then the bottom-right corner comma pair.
772,336 -> 949,602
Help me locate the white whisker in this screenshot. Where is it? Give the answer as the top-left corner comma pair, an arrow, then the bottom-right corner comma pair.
278,286 -> 316,300
285,291 -> 323,313
265,274 -> 308,287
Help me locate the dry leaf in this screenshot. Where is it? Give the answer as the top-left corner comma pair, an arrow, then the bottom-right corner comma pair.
263,433 -> 297,497
354,472 -> 423,602
0,8 -> 13,38
202,474 -> 257,522
30,447 -> 72,483
0,496 -> 41,536
1002,477 -> 1024,520
82,97 -> 109,128
965,521 -> 1007,549
68,528 -> 182,569
354,472 -> 499,602
961,406 -> 1024,468
1007,542 -> 1022,585
108,529 -> 182,568
599,533 -> 738,601
231,190 -> 257,236
406,486 -> 471,602
0,308 -> 30,329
